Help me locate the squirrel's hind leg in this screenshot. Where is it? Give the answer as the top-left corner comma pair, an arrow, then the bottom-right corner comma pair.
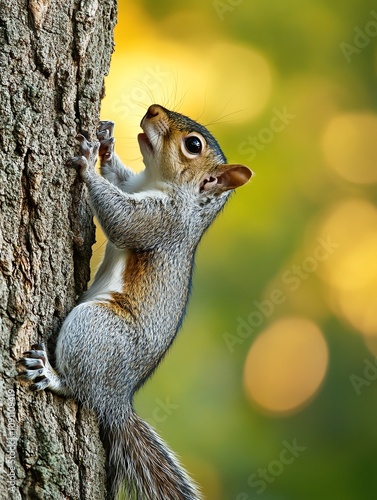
19,343 -> 71,396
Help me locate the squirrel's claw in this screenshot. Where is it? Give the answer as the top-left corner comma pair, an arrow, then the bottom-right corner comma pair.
31,343 -> 45,350
97,120 -> 114,139
97,121 -> 115,162
68,155 -> 89,170
67,134 -> 99,178
22,343 -> 46,361
30,377 -> 52,392
76,134 -> 99,160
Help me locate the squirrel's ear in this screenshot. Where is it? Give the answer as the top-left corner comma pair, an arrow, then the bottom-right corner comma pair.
200,164 -> 252,193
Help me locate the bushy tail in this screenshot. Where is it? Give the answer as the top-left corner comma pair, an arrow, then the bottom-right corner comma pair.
104,408 -> 202,500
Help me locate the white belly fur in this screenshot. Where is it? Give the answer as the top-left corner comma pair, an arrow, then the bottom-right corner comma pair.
80,243 -> 128,303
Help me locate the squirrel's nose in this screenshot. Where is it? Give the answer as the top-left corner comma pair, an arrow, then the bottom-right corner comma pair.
141,104 -> 167,128
145,104 -> 161,119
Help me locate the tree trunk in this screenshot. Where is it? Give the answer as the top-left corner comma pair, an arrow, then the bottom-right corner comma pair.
0,0 -> 117,498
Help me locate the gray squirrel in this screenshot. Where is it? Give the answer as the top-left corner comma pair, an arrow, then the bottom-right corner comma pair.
19,104 -> 252,499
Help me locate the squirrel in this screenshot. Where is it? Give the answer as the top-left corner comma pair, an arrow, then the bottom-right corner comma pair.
19,104 -> 252,499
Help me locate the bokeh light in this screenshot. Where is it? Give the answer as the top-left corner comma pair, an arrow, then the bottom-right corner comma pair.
318,199 -> 377,337
336,233 -> 377,337
321,113 -> 377,184
243,317 -> 328,415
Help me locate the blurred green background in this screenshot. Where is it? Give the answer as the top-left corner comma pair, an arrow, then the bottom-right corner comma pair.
95,1 -> 377,498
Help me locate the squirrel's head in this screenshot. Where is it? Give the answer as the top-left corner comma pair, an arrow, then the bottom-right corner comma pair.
138,104 -> 251,195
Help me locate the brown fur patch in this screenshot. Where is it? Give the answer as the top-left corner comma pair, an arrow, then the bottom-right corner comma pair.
101,251 -> 152,321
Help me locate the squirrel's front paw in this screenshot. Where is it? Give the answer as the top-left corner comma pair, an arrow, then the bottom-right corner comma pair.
97,121 -> 115,163
69,134 -> 99,180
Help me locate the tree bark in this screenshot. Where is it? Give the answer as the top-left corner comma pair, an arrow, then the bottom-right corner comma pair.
0,0 -> 117,498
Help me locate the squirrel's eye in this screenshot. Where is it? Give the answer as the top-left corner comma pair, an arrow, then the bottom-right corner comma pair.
184,136 -> 202,155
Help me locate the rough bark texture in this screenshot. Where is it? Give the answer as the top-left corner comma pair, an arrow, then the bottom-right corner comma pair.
0,0 -> 117,498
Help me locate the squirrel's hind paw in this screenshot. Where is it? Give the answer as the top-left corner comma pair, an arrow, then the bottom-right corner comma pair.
19,344 -> 51,386
18,344 -> 69,395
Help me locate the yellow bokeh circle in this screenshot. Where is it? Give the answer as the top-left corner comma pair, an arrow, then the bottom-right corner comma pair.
318,199 -> 377,337
322,113 -> 377,184
244,317 -> 328,416
336,234 -> 377,336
